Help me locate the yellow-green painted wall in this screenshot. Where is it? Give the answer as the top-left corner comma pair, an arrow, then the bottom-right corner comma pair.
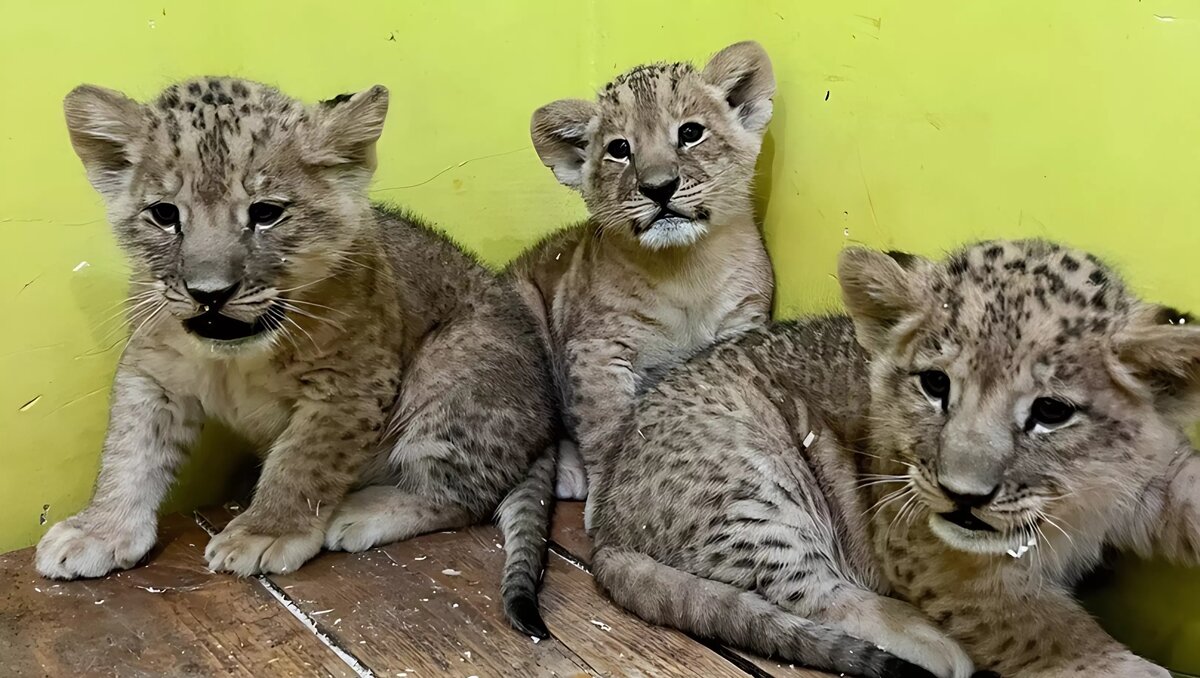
2,0 -> 1198,671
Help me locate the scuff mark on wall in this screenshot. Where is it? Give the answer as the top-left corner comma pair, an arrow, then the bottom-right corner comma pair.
370,146 -> 525,193
18,395 -> 41,412
42,386 -> 106,417
38,504 -> 50,525
18,274 -> 42,295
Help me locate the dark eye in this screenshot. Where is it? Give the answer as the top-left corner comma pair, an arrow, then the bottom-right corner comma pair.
605,138 -> 630,160
918,370 -> 951,409
678,122 -> 705,146
248,202 -> 285,229
1028,397 -> 1076,430
147,202 -> 180,230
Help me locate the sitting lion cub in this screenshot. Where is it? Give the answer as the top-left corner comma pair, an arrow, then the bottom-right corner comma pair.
591,240 -> 1197,677
508,41 -> 776,514
37,78 -> 558,636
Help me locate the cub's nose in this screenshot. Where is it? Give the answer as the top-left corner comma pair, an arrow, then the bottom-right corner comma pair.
938,482 -> 998,509
638,177 -> 680,206
185,281 -> 240,310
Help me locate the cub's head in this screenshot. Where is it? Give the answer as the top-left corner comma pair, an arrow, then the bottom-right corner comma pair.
531,41 -> 774,250
64,78 -> 388,350
840,241 -> 1200,557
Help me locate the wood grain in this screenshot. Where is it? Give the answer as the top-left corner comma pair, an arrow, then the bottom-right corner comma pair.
201,505 -> 597,676
0,515 -> 352,678
198,503 -> 756,678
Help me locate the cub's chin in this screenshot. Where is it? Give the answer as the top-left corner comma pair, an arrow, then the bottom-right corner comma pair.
928,511 -> 1037,557
636,216 -> 708,250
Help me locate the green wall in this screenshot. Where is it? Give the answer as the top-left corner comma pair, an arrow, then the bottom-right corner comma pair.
1,0 -> 1197,672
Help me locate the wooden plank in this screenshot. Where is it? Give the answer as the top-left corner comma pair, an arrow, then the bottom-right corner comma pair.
548,501 -> 831,678
199,506 -> 595,677
0,515 -> 352,678
198,505 -> 754,678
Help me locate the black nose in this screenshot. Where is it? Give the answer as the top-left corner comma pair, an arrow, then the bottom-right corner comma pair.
939,483 -> 997,509
186,282 -> 240,310
638,177 -> 680,206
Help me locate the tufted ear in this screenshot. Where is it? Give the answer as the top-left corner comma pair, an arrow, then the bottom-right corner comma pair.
1113,305 -> 1200,425
307,85 -> 389,170
63,85 -> 145,199
838,248 -> 931,354
702,41 -> 775,135
530,99 -> 598,190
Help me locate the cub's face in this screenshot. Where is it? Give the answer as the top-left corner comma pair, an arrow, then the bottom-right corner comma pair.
841,241 -> 1200,557
531,41 -> 774,250
64,78 -> 388,350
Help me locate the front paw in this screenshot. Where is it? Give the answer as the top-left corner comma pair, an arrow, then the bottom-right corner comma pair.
205,515 -> 322,576
36,513 -> 157,580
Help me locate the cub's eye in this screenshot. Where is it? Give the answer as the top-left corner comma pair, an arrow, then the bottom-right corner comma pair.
147,202 -> 180,231
678,122 -> 706,146
918,370 -> 951,410
605,138 -> 631,160
1027,397 -> 1077,431
248,202 -> 286,229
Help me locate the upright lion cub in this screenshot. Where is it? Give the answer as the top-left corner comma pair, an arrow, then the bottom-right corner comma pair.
37,78 -> 557,636
508,41 -> 776,508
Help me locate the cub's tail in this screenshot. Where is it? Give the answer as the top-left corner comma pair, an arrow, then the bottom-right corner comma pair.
592,546 -> 937,678
496,444 -> 557,638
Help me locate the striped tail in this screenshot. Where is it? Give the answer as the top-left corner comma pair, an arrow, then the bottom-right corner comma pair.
496,444 -> 557,638
592,546 -> 937,678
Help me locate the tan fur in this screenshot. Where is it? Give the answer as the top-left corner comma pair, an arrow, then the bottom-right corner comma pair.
507,41 -> 776,506
589,239 -> 1199,677
841,241 -> 1200,677
36,78 -> 557,626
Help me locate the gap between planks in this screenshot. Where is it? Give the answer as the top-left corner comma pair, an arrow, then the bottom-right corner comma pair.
193,511 -> 376,678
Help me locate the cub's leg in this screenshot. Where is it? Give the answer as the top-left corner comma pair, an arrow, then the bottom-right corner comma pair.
712,527 -> 972,678
910,574 -> 1168,676
1112,452 -> 1200,567
328,313 -> 555,551
206,393 -> 390,576
324,485 -> 471,552
37,367 -> 202,579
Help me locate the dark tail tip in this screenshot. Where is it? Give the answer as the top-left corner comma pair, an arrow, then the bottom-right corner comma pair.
972,672 -> 1002,678
505,594 -> 550,639
881,658 -> 938,678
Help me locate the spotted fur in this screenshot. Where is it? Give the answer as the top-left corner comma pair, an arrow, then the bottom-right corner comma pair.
591,240 -> 1200,677
36,79 -> 557,639
844,240 -> 1200,676
506,40 -> 775,509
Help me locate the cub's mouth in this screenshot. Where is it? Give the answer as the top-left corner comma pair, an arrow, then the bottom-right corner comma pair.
648,206 -> 709,228
937,508 -> 998,533
184,304 -> 282,342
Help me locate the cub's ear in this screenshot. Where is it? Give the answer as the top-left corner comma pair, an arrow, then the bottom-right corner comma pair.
838,248 -> 930,354
307,85 -> 390,169
702,41 -> 775,135
530,99 -> 598,190
1112,305 -> 1200,425
63,85 -> 144,199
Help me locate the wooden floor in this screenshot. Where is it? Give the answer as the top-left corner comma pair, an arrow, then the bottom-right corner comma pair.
0,502 -> 831,678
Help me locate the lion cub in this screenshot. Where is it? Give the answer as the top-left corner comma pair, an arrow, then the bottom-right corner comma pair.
592,240 -> 1199,677
508,41 -> 776,509
36,79 -> 557,636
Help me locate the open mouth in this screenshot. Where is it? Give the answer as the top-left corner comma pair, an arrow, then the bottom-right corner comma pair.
652,207 -> 691,224
649,206 -> 709,227
184,304 -> 282,342
938,508 -> 999,533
